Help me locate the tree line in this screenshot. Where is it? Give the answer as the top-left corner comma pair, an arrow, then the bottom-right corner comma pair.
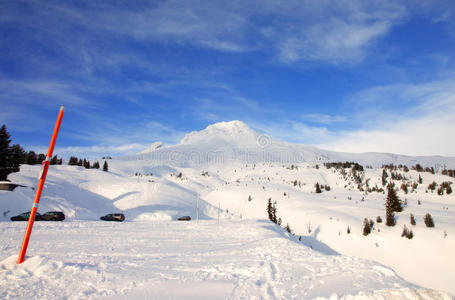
67,156 -> 108,171
0,124 -> 109,181
0,125 -> 64,180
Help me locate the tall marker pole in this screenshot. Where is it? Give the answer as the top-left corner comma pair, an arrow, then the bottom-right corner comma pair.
17,106 -> 65,264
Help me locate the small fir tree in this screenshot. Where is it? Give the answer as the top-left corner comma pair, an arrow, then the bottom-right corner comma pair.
424,213 -> 434,227
363,218 -> 371,236
410,213 -> 416,226
103,160 -> 109,172
386,210 -> 396,226
315,182 -> 322,193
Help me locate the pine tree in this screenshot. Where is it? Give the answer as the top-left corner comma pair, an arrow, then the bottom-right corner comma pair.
418,175 -> 423,184
92,161 -> 100,169
271,201 -> 277,223
381,169 -> 388,186
315,182 -> 322,193
37,153 -> 46,164
0,125 -> 12,180
386,210 -> 396,226
284,223 -> 292,234
266,198 -> 273,221
386,184 -> 402,213
363,218 -> 371,236
50,155 -> 59,165
10,144 -> 25,173
78,159 -> 83,166
26,151 -> 37,165
103,160 -> 108,172
68,156 -> 78,165
410,213 -> 416,226
424,213 -> 434,227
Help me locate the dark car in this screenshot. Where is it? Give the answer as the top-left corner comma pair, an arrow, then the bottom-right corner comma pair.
100,213 -> 125,222
41,211 -> 65,221
177,216 -> 191,221
10,211 -> 42,221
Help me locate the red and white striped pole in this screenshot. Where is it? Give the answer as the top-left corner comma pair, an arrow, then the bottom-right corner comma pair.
17,106 -> 65,264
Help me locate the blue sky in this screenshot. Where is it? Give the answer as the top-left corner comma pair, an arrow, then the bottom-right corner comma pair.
1,0 -> 455,157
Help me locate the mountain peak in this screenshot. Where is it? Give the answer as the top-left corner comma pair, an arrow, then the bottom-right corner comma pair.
180,120 -> 257,145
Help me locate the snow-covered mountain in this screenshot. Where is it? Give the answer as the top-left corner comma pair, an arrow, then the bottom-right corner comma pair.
126,120 -> 455,169
1,120 -> 455,298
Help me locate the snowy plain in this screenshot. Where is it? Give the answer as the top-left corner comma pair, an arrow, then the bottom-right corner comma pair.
1,121 -> 454,299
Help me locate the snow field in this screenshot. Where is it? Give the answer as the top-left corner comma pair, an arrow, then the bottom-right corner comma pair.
1,220 -> 451,299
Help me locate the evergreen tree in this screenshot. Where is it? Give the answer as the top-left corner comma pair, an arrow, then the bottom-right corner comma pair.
386,210 -> 396,226
381,169 -> 388,186
363,218 -> 371,236
92,161 -> 100,169
103,160 -> 108,172
10,144 -> 25,173
77,159 -> 83,166
36,153 -> 46,164
424,213 -> 434,227
386,184 -> 402,213
271,201 -> 277,223
50,155 -> 59,165
26,151 -> 37,165
410,213 -> 416,226
83,159 -> 90,169
266,198 -> 273,221
418,175 -> 423,184
0,125 -> 12,180
68,156 -> 78,165
284,223 -> 292,234
315,182 -> 322,193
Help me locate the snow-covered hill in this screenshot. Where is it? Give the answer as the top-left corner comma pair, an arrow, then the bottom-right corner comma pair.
1,120 -> 455,298
125,120 -> 455,169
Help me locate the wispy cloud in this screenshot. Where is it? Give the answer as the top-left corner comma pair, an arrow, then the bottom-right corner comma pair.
0,0 -> 413,65
259,78 -> 455,156
302,114 -> 347,125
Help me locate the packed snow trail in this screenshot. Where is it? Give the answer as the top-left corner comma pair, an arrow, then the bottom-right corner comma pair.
0,220 -> 451,299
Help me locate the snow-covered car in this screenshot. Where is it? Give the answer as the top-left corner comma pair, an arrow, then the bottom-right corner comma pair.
10,211 -> 42,221
100,213 -> 125,222
177,216 -> 191,221
41,211 -> 65,221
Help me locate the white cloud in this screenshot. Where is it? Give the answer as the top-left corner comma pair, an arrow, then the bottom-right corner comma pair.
302,114 -> 347,125
256,78 -> 455,157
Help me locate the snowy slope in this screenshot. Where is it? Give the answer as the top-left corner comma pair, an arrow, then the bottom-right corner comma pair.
0,220 -> 451,300
1,120 -> 455,298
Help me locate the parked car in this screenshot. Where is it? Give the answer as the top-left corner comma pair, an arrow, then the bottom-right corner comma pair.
41,211 -> 65,221
177,216 -> 191,221
10,211 -> 41,221
100,213 -> 125,222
